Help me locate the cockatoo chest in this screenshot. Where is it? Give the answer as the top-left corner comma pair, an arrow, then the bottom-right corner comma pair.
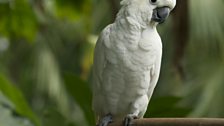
104,25 -> 161,71
117,28 -> 162,72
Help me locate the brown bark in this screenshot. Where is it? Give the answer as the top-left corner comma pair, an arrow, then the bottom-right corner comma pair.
172,0 -> 189,79
108,118 -> 224,126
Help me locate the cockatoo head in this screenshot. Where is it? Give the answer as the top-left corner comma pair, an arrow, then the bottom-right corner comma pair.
119,0 -> 176,27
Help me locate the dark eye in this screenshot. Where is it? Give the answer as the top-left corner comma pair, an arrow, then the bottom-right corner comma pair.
150,0 -> 157,4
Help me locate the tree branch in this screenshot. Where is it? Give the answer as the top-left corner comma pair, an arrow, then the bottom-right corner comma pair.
108,118 -> 224,126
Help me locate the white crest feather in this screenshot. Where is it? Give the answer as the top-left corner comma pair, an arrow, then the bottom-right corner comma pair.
120,0 -> 131,5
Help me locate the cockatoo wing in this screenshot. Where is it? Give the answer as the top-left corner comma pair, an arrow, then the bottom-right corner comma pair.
92,24 -> 114,119
147,52 -> 162,100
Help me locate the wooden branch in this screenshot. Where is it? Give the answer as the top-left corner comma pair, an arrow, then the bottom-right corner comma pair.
108,118 -> 224,126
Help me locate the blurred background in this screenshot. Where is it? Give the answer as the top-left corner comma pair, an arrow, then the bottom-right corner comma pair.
0,0 -> 224,126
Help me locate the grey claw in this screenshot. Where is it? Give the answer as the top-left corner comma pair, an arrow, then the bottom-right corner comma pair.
98,114 -> 113,126
124,114 -> 138,126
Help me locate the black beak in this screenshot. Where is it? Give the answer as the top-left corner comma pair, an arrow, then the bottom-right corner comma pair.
152,7 -> 171,24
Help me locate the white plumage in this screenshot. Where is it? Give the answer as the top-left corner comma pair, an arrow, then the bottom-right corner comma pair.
92,0 -> 176,125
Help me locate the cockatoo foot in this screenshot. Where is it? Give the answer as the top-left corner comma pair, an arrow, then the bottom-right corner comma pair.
123,114 -> 138,126
98,114 -> 113,126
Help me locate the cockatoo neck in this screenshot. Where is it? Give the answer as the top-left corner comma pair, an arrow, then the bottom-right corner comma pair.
115,15 -> 157,33
115,4 -> 156,31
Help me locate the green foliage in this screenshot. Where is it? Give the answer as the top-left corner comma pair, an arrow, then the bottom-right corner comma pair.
0,90 -> 33,126
1,0 -> 224,125
0,73 -> 40,126
145,96 -> 191,118
55,0 -> 91,21
63,73 -> 94,125
56,0 -> 85,11
183,0 -> 224,117
0,0 -> 38,42
42,108 -> 75,126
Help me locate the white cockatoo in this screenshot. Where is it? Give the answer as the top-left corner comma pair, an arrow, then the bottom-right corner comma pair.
92,0 -> 176,125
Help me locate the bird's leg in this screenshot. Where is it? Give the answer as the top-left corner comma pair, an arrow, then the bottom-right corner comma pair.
124,95 -> 148,126
98,114 -> 113,126
123,113 -> 138,126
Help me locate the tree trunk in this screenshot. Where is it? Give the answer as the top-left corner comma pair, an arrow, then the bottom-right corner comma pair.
172,0 -> 189,80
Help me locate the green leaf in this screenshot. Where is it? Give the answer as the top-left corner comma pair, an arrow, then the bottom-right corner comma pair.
0,73 -> 40,126
54,0 -> 91,21
63,73 -> 94,125
55,0 -> 86,12
42,108 -> 74,126
145,96 -> 191,117
0,91 -> 34,126
0,1 -> 38,42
